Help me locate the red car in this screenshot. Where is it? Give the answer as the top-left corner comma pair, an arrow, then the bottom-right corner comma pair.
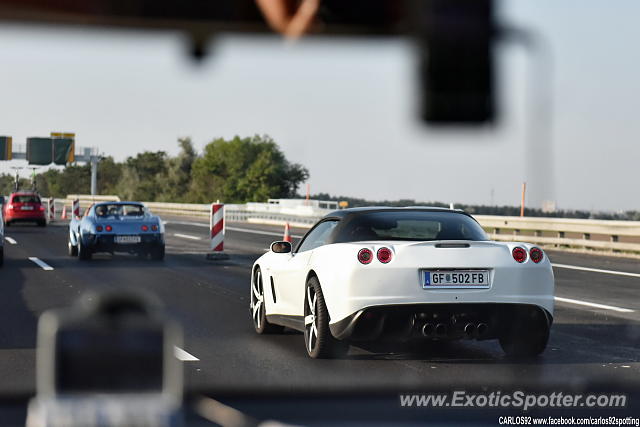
3,192 -> 47,227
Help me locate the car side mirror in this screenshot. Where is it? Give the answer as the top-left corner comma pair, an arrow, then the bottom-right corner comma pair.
270,241 -> 292,254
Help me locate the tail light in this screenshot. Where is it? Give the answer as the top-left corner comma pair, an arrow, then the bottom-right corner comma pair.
377,247 -> 393,263
141,225 -> 149,231
96,225 -> 103,232
105,225 -> 112,232
151,224 -> 159,231
530,247 -> 544,263
512,246 -> 527,263
38,205 -> 45,211
357,248 -> 373,264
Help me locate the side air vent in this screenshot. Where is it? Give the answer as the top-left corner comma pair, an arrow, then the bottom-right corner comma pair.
435,243 -> 471,248
270,277 -> 277,303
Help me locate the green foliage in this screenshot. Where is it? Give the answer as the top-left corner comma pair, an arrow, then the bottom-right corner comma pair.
116,151 -> 168,201
4,134 -> 309,204
189,135 -> 309,203
159,138 -> 197,202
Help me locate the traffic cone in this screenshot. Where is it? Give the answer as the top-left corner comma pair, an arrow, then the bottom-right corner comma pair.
61,204 -> 67,219
283,223 -> 292,243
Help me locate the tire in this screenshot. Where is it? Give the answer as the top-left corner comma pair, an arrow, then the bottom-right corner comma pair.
0,248 -> 4,267
68,238 -> 78,257
5,221 -> 10,227
250,267 -> 284,334
77,236 -> 92,260
38,220 -> 47,227
150,245 -> 165,261
499,316 -> 550,358
304,276 -> 349,359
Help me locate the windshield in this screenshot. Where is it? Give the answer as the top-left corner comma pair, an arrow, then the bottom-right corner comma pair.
12,195 -> 40,203
95,204 -> 145,217
337,211 -> 488,242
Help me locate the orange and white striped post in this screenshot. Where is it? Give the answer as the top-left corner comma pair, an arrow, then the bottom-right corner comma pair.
61,204 -> 67,220
206,202 -> 229,260
47,198 -> 55,222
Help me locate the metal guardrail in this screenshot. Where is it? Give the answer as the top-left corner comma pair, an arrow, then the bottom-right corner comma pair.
54,197 -> 640,254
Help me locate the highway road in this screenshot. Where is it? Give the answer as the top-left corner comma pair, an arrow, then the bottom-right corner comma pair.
1,217 -> 639,422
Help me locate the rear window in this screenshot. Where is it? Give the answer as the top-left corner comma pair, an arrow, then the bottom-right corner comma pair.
12,194 -> 41,204
336,211 -> 488,242
95,204 -> 145,217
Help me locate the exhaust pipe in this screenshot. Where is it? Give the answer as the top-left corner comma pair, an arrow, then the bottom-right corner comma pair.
476,323 -> 488,338
422,323 -> 435,337
464,323 -> 476,338
435,323 -> 448,337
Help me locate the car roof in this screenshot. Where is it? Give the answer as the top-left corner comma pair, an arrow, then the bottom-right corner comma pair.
324,206 -> 466,219
94,201 -> 144,206
10,192 -> 40,197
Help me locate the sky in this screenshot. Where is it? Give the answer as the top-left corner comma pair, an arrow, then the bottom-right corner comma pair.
0,0 -> 638,211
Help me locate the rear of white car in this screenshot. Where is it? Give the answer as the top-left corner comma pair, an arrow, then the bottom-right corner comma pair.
312,240 -> 554,343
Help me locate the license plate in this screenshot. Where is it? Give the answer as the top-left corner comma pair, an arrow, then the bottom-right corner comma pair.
115,235 -> 141,244
423,270 -> 490,289
21,206 -> 34,211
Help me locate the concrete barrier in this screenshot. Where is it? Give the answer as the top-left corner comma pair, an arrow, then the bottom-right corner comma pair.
55,196 -> 640,255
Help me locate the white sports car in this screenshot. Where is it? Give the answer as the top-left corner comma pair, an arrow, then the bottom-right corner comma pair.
250,207 -> 554,359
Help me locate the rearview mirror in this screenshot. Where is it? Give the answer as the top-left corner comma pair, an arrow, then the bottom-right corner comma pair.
270,241 -> 292,254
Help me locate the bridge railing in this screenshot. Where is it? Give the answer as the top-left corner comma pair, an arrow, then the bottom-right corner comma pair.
53,197 -> 640,254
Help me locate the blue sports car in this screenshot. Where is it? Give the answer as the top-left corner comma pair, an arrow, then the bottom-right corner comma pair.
68,201 -> 165,260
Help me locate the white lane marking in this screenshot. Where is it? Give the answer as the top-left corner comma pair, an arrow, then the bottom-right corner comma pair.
166,220 -> 208,228
552,263 -> 640,279
4,237 -> 17,244
165,220 -> 304,239
226,226 -> 304,239
174,233 -> 202,241
554,297 -> 634,313
174,346 -> 199,361
28,257 -> 54,271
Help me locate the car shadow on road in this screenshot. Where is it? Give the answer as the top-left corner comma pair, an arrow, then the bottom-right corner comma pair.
346,322 -> 640,365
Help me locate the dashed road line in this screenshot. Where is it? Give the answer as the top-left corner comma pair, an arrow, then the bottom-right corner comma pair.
28,257 -> 54,271
174,346 -> 199,361
174,233 -> 202,241
554,296 -> 634,313
4,237 -> 17,244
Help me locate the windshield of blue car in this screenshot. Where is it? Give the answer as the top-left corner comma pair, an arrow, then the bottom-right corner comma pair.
95,204 -> 145,217
337,211 -> 488,242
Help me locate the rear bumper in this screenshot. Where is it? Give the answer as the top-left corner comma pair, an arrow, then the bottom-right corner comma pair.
83,233 -> 164,253
329,302 -> 552,341
5,211 -> 46,221
322,263 -> 555,325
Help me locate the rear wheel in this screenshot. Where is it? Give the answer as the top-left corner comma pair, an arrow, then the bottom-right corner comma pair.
5,221 -> 10,227
150,245 -> 165,261
77,236 -> 92,260
499,316 -> 550,358
304,276 -> 349,359
0,247 -> 4,267
68,238 -> 78,257
38,220 -> 46,227
250,267 -> 283,334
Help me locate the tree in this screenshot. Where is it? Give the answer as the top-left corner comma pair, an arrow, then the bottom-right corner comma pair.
160,138 -> 197,202
116,151 -> 168,201
189,135 -> 309,203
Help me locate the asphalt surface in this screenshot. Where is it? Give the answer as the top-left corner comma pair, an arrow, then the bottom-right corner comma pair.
1,217 -> 639,423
